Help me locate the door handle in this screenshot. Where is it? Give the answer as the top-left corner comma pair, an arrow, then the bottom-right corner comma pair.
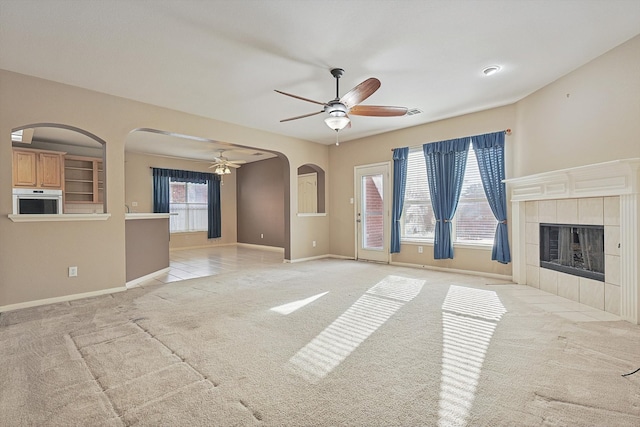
356,219 -> 361,223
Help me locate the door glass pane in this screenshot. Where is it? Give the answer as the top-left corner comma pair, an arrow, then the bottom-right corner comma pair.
362,174 -> 383,250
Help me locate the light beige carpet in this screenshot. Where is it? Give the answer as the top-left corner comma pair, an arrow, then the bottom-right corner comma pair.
1,259 -> 639,426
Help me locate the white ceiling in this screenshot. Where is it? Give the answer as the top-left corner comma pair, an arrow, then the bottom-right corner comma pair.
1,0 -> 639,158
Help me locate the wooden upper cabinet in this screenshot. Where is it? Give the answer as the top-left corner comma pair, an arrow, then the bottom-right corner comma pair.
39,152 -> 63,188
12,148 -> 65,189
12,150 -> 38,187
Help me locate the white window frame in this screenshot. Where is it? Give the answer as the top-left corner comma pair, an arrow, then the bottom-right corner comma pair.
400,147 -> 496,248
169,181 -> 208,233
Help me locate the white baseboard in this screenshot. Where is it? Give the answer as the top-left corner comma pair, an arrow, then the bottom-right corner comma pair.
327,254 -> 356,260
126,267 -> 170,288
285,254 -> 356,263
0,286 -> 127,313
236,243 -> 285,253
170,242 -> 236,251
390,261 -> 513,281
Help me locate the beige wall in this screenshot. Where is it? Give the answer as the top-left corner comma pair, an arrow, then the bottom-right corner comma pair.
2,34 -> 638,308
125,217 -> 170,282
124,150 -> 238,249
513,34 -> 640,177
0,70 -> 329,308
328,105 -> 516,277
237,157 -> 286,248
328,34 -> 640,277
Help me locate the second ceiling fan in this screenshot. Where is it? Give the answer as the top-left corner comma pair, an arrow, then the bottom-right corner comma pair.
275,68 -> 407,139
208,150 -> 245,175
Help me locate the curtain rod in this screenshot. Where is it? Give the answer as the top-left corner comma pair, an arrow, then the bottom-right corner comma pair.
390,128 -> 512,151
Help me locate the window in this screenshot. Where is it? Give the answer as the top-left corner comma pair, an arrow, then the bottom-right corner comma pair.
455,148 -> 497,245
401,147 -> 496,245
169,181 -> 208,232
402,147 -> 435,240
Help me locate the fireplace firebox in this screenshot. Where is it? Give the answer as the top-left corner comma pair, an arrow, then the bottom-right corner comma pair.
539,224 -> 605,282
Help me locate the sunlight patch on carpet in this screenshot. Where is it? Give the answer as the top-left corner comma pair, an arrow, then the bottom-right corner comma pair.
270,291 -> 329,315
288,275 -> 424,383
438,285 -> 506,427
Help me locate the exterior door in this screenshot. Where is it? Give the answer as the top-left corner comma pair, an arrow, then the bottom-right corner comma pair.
355,163 -> 390,262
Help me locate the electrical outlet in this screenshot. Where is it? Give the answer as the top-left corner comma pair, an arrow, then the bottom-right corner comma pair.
131,201 -> 138,207
418,246 -> 423,254
312,240 -> 316,247
68,266 -> 78,277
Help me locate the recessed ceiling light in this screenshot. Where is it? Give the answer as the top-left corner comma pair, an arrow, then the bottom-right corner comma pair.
482,65 -> 502,76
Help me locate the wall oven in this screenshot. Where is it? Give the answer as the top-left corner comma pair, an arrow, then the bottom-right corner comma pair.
13,188 -> 63,214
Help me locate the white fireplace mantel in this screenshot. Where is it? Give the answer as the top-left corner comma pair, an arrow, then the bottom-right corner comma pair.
505,158 -> 640,324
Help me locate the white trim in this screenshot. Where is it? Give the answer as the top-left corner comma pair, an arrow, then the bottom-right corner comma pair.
8,213 -> 111,222
327,254 -> 356,260
126,267 -> 170,288
504,158 -> 640,201
297,213 -> 327,217
620,194 -> 639,324
169,242 -> 236,251
125,213 -> 173,220
390,261 -> 513,281
506,158 -> 640,324
285,254 -> 356,263
0,286 -> 126,313
236,243 -> 285,253
286,255 -> 331,263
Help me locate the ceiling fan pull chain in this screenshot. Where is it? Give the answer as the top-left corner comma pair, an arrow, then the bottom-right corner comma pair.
335,130 -> 340,146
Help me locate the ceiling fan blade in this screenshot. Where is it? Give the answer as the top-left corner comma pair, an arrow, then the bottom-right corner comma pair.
348,105 -> 408,117
229,160 -> 247,164
340,78 -> 381,109
280,110 -> 324,122
226,163 -> 242,168
274,90 -> 327,106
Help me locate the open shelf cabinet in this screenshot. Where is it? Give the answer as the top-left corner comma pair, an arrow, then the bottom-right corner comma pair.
64,155 -> 104,203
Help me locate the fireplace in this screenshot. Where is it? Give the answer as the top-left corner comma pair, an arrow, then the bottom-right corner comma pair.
539,224 -> 604,282
504,158 -> 640,324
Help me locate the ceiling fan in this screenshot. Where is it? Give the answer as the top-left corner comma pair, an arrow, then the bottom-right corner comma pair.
275,68 -> 408,143
208,150 -> 246,174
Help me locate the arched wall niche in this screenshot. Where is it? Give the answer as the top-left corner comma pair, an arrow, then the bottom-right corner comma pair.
10,123 -> 107,213
297,163 -> 325,214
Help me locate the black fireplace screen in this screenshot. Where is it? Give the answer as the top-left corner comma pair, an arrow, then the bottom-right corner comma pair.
540,223 -> 605,281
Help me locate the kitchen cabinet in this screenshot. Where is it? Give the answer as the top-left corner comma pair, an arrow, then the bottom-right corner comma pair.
12,148 -> 64,189
64,155 -> 104,203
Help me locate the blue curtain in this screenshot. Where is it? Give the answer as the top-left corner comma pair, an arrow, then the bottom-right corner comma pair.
207,178 -> 221,239
471,131 -> 511,263
152,168 -> 171,213
391,147 -> 409,253
152,168 -> 221,238
423,138 -> 470,259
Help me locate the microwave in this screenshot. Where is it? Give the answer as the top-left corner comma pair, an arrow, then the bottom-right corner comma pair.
13,188 -> 63,214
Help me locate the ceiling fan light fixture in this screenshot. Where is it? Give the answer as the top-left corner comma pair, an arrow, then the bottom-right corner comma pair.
324,115 -> 350,131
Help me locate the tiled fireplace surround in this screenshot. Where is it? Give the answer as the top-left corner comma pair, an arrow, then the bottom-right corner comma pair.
505,159 -> 640,324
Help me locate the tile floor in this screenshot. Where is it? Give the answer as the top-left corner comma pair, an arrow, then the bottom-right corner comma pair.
141,245 -> 621,323
143,245 -> 284,285
487,284 -> 621,322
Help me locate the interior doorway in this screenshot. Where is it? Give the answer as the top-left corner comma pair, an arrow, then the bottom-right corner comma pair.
355,163 -> 390,262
